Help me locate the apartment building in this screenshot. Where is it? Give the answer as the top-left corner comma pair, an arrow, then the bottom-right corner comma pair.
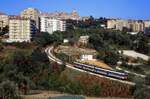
143,20 -> 150,27
128,20 -> 144,32
21,8 -> 40,30
107,19 -> 127,30
107,19 -> 144,32
0,12 -> 9,31
8,16 -> 36,42
40,16 -> 66,34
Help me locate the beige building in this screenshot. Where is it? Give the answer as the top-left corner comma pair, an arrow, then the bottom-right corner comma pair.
107,19 -> 144,32
107,19 -> 129,31
0,13 -> 9,31
8,16 -> 36,42
143,20 -> 150,27
128,20 -> 144,32
21,8 -> 40,30
107,19 -> 116,29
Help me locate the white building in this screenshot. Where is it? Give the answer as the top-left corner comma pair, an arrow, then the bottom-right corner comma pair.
63,39 -> 69,43
40,16 -> 66,34
8,16 -> 36,42
80,54 -> 94,61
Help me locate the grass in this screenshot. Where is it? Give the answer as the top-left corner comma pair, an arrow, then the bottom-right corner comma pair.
120,65 -> 146,75
0,42 -> 37,62
138,64 -> 150,74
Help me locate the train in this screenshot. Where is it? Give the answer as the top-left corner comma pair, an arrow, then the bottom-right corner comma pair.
73,62 -> 128,80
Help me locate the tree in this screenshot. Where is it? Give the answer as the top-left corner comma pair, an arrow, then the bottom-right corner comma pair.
134,87 -> 150,99
0,80 -> 20,99
89,33 -> 104,50
31,47 -> 49,63
134,33 -> 150,54
56,53 -> 69,63
34,32 -> 53,46
52,31 -> 64,44
133,76 -> 150,99
0,43 -> 4,51
104,50 -> 120,66
10,50 -> 35,76
145,73 -> 150,85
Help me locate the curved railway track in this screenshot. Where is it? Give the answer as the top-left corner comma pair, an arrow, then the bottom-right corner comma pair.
45,46 -> 135,86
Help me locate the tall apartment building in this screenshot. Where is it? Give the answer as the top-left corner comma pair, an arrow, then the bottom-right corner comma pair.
0,12 -> 9,31
21,8 -> 40,30
8,16 -> 36,42
40,16 -> 66,34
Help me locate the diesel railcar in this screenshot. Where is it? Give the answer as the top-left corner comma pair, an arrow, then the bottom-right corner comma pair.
74,62 -> 128,80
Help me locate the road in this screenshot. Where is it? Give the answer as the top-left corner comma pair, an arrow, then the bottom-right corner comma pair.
45,46 -> 135,86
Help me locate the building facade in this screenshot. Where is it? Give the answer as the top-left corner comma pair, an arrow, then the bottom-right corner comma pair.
107,19 -> 145,32
40,16 -> 66,34
0,13 -> 9,31
144,20 -> 150,28
8,16 -> 36,42
78,36 -> 89,45
80,54 -> 94,61
21,8 -> 40,30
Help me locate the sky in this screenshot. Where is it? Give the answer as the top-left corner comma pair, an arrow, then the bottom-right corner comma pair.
0,0 -> 150,19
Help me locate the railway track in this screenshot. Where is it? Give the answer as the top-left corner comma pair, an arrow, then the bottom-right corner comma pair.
45,46 -> 135,86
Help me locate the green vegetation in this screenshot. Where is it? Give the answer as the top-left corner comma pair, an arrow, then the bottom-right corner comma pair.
0,35 -> 52,97
0,46 -> 51,96
121,63 -> 145,75
0,17 -> 150,98
0,33 -> 111,97
41,19 -> 150,68
133,77 -> 150,99
0,80 -> 20,99
57,68 -> 133,97
0,26 -> 8,36
66,17 -> 107,29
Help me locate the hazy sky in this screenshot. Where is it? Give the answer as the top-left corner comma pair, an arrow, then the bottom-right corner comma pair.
0,0 -> 149,19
